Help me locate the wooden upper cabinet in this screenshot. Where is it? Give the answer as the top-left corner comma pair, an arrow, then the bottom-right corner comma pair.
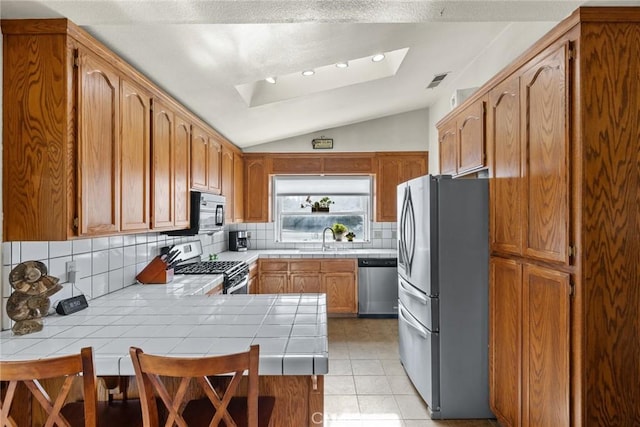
376,153 -> 428,222
208,137 -> 222,194
457,99 -> 486,174
272,156 -> 322,174
221,145 -> 235,222
190,125 -> 208,191
270,154 -> 375,174
489,76 -> 523,255
522,264 -> 570,427
191,125 -> 222,194
77,48 -> 120,236
438,98 -> 486,176
439,119 -> 458,176
151,100 -> 174,229
521,43 -> 570,264
489,257 -> 522,427
244,155 -> 270,223
322,156 -> 375,173
233,153 -> 244,223
120,79 -> 151,232
173,113 -> 191,228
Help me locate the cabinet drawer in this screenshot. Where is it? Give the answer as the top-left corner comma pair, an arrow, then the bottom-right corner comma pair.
259,260 -> 289,272
290,260 -> 321,272
322,259 -> 356,273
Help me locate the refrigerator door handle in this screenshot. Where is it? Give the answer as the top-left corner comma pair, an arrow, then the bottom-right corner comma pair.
405,185 -> 416,275
399,303 -> 429,339
399,279 -> 428,304
399,185 -> 409,269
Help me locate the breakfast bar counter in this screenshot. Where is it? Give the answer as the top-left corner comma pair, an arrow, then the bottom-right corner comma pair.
0,277 -> 328,426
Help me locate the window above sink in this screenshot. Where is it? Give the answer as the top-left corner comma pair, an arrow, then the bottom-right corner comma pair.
273,176 -> 372,244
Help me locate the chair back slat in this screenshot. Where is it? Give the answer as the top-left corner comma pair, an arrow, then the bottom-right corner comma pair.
130,345 -> 262,427
0,347 -> 98,427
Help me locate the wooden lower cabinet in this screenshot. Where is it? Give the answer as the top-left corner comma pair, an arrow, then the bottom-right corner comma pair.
490,257 -> 522,427
248,262 -> 258,294
323,273 -> 357,314
258,259 -> 357,314
259,272 -> 287,294
522,264 -> 570,427
490,257 -> 571,427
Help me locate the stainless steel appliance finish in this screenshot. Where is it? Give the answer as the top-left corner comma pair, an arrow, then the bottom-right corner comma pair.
397,175 -> 492,420
229,230 -> 248,252
165,191 -> 225,236
170,241 -> 248,294
357,258 -> 398,317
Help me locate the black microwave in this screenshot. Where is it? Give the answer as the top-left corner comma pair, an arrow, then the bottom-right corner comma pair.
165,191 -> 225,236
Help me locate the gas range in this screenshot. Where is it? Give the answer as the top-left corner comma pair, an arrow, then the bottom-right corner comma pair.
167,242 -> 249,294
174,260 -> 245,276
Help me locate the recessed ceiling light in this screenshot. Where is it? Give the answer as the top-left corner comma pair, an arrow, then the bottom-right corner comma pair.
336,62 -> 349,69
372,53 -> 386,62
265,76 -> 277,84
302,70 -> 315,76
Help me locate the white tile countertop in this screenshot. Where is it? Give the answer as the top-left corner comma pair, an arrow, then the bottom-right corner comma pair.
215,249 -> 397,264
0,275 -> 328,377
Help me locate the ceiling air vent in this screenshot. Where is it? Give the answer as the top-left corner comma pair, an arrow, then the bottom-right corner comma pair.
426,72 -> 448,89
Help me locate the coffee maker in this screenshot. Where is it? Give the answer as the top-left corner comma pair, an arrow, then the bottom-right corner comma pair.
229,231 -> 248,252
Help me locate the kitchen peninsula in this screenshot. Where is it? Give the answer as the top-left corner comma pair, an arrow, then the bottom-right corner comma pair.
0,275 -> 328,426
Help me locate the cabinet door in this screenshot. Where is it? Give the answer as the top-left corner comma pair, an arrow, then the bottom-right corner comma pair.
402,156 -> 427,182
190,125 -> 208,191
244,156 -> 269,222
323,156 -> 374,174
151,100 -> 174,229
490,257 -> 522,427
438,120 -> 457,175
208,137 -> 222,194
77,48 -> 120,236
259,273 -> 287,294
376,156 -> 403,222
324,272 -> 357,314
272,156 -> 322,174
290,274 -> 322,293
174,113 -> 191,228
120,79 -> 151,232
489,77 -> 523,255
221,145 -> 234,222
521,44 -> 570,264
233,153 -> 244,223
457,99 -> 486,173
522,264 -> 570,427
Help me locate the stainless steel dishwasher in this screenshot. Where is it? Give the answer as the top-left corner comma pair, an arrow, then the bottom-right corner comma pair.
358,258 -> 398,318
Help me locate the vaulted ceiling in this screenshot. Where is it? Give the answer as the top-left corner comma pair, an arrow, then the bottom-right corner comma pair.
0,0 -> 617,148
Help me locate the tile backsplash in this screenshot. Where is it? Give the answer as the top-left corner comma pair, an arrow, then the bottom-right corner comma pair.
1,221 -> 395,331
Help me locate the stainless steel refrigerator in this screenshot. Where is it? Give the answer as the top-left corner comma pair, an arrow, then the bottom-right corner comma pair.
397,174 -> 493,419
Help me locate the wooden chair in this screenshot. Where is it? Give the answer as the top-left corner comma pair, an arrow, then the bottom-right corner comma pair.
0,347 -> 143,427
129,345 -> 275,427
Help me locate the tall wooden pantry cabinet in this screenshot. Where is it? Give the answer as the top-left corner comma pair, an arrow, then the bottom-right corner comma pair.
437,7 -> 640,426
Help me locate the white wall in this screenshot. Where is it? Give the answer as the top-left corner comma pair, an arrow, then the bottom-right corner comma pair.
243,108 -> 429,153
427,22 -> 557,173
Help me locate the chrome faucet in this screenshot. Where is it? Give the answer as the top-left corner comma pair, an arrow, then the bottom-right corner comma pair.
322,227 -> 335,252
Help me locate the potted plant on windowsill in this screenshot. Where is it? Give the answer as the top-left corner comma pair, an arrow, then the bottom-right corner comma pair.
332,223 -> 348,241
301,196 -> 334,212
345,232 -> 356,242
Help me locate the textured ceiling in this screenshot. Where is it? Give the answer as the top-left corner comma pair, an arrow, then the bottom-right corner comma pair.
0,0 -> 621,147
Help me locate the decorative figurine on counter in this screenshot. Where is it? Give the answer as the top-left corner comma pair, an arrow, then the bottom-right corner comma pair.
6,261 -> 62,335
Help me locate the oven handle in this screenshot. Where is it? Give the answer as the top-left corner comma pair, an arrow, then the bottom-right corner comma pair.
226,276 -> 249,294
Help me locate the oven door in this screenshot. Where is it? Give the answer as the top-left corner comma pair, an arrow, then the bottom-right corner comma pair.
225,276 -> 249,294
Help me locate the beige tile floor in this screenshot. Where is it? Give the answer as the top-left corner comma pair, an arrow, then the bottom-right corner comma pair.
323,318 -> 499,427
